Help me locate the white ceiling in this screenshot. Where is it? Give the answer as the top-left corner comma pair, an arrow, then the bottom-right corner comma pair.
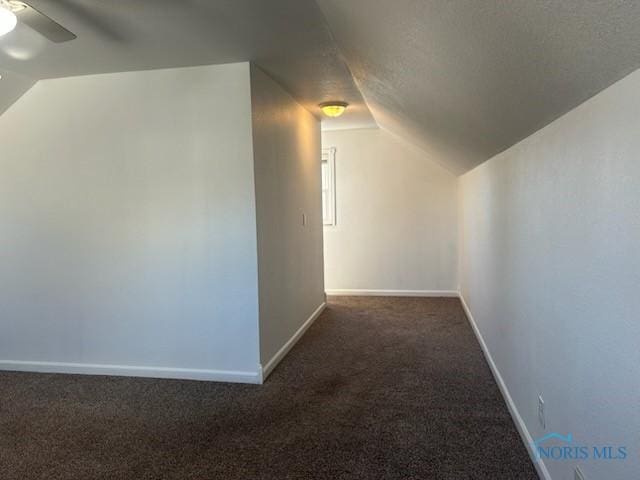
2,1 -> 640,173
0,0 -> 375,130
317,0 -> 640,173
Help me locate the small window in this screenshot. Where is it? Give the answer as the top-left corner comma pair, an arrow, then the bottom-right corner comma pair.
321,147 -> 336,226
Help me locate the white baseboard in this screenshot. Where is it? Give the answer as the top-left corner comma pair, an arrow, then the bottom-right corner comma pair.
458,294 -> 551,480
325,289 -> 459,297
260,302 -> 326,382
0,360 -> 262,384
0,293 -> 549,478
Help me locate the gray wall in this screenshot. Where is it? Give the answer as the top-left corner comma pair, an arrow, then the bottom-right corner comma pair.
250,65 -> 325,369
0,63 -> 262,381
0,68 -> 35,116
322,128 -> 458,294
459,68 -> 640,479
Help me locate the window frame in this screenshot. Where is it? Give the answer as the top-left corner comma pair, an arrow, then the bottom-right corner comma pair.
321,147 -> 337,226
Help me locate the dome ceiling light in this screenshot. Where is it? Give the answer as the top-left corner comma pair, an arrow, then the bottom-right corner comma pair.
320,101 -> 348,118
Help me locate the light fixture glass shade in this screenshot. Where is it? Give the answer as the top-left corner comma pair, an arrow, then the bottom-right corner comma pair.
320,101 -> 348,118
0,6 -> 17,37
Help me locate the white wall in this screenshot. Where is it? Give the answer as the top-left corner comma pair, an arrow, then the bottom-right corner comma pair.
322,128 -> 458,294
0,63 -> 262,381
459,69 -> 640,479
250,65 -> 325,372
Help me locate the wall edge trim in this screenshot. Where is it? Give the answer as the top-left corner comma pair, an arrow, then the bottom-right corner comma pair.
260,302 -> 327,382
325,289 -> 459,297
0,360 -> 261,384
459,293 -> 551,480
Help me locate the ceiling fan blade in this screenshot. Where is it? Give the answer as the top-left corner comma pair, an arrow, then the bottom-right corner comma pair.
16,3 -> 76,43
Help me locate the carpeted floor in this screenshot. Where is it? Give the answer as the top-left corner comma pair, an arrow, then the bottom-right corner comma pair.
0,296 -> 538,479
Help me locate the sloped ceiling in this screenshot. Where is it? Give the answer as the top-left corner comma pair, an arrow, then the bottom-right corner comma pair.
3,1 -> 640,173
317,0 -> 640,174
0,0 -> 375,130
0,68 -> 35,115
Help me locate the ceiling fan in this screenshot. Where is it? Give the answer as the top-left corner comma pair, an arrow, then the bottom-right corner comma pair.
0,0 -> 76,42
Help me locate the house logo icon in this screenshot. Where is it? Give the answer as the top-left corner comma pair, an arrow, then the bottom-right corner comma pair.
534,433 -> 573,446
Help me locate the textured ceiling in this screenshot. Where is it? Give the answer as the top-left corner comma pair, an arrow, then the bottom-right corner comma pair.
317,0 -> 640,173
0,0 -> 375,129
3,1 -> 640,173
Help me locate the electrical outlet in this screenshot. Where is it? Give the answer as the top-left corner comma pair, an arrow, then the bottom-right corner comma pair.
538,395 -> 545,429
574,466 -> 586,480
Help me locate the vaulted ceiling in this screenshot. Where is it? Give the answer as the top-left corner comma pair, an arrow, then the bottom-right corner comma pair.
0,0 -> 375,130
2,0 -> 640,174
316,0 -> 640,174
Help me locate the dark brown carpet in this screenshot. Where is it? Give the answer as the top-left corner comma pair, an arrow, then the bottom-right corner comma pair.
0,296 -> 538,479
